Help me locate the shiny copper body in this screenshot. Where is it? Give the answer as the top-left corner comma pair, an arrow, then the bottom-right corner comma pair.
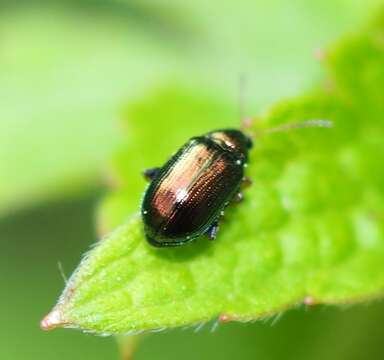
142,129 -> 252,247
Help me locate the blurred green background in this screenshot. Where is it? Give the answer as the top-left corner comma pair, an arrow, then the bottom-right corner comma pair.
1,1 -> 384,359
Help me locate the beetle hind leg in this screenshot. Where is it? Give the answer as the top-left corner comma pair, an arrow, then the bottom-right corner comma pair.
227,190 -> 244,207
143,167 -> 160,181
205,221 -> 219,241
241,176 -> 252,188
232,191 -> 244,204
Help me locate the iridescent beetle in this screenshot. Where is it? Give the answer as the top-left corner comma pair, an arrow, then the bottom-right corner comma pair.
141,120 -> 332,247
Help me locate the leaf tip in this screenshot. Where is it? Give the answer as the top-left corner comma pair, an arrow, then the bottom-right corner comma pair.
40,307 -> 66,331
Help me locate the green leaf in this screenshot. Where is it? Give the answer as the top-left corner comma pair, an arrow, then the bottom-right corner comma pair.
42,12 -> 384,334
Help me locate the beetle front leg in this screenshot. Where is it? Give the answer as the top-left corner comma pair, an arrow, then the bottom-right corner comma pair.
205,221 -> 219,241
232,191 -> 244,204
143,167 -> 161,181
241,176 -> 252,188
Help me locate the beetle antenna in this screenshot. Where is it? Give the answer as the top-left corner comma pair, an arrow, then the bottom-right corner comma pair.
243,119 -> 333,140
238,74 -> 254,130
238,74 -> 246,122
235,77 -> 332,136
262,119 -> 333,135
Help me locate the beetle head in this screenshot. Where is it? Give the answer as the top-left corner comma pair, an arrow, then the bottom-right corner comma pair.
207,129 -> 253,160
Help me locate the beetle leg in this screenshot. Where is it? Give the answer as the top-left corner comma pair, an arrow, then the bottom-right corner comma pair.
241,176 -> 252,189
228,192 -> 244,207
234,191 -> 244,203
143,167 -> 160,181
206,221 -> 219,241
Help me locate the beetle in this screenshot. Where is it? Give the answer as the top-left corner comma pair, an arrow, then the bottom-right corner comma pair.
141,119 -> 332,248
141,129 -> 252,247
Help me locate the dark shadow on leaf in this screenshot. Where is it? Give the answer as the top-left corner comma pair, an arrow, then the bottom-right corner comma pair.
146,235 -> 216,263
